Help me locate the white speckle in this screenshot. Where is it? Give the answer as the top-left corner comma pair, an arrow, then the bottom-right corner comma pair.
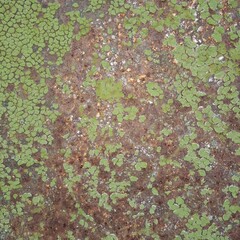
208,77 -> 214,82
193,37 -> 198,43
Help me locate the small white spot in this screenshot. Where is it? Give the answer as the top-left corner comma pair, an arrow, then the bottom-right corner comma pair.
208,77 -> 214,82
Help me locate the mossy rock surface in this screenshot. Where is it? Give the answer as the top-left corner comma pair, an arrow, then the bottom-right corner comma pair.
1,0 -> 239,239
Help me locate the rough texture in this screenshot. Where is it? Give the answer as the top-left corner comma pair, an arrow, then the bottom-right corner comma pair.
0,0 -> 239,239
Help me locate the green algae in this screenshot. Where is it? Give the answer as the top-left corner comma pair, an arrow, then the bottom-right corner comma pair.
0,0 -> 91,236
96,77 -> 124,102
